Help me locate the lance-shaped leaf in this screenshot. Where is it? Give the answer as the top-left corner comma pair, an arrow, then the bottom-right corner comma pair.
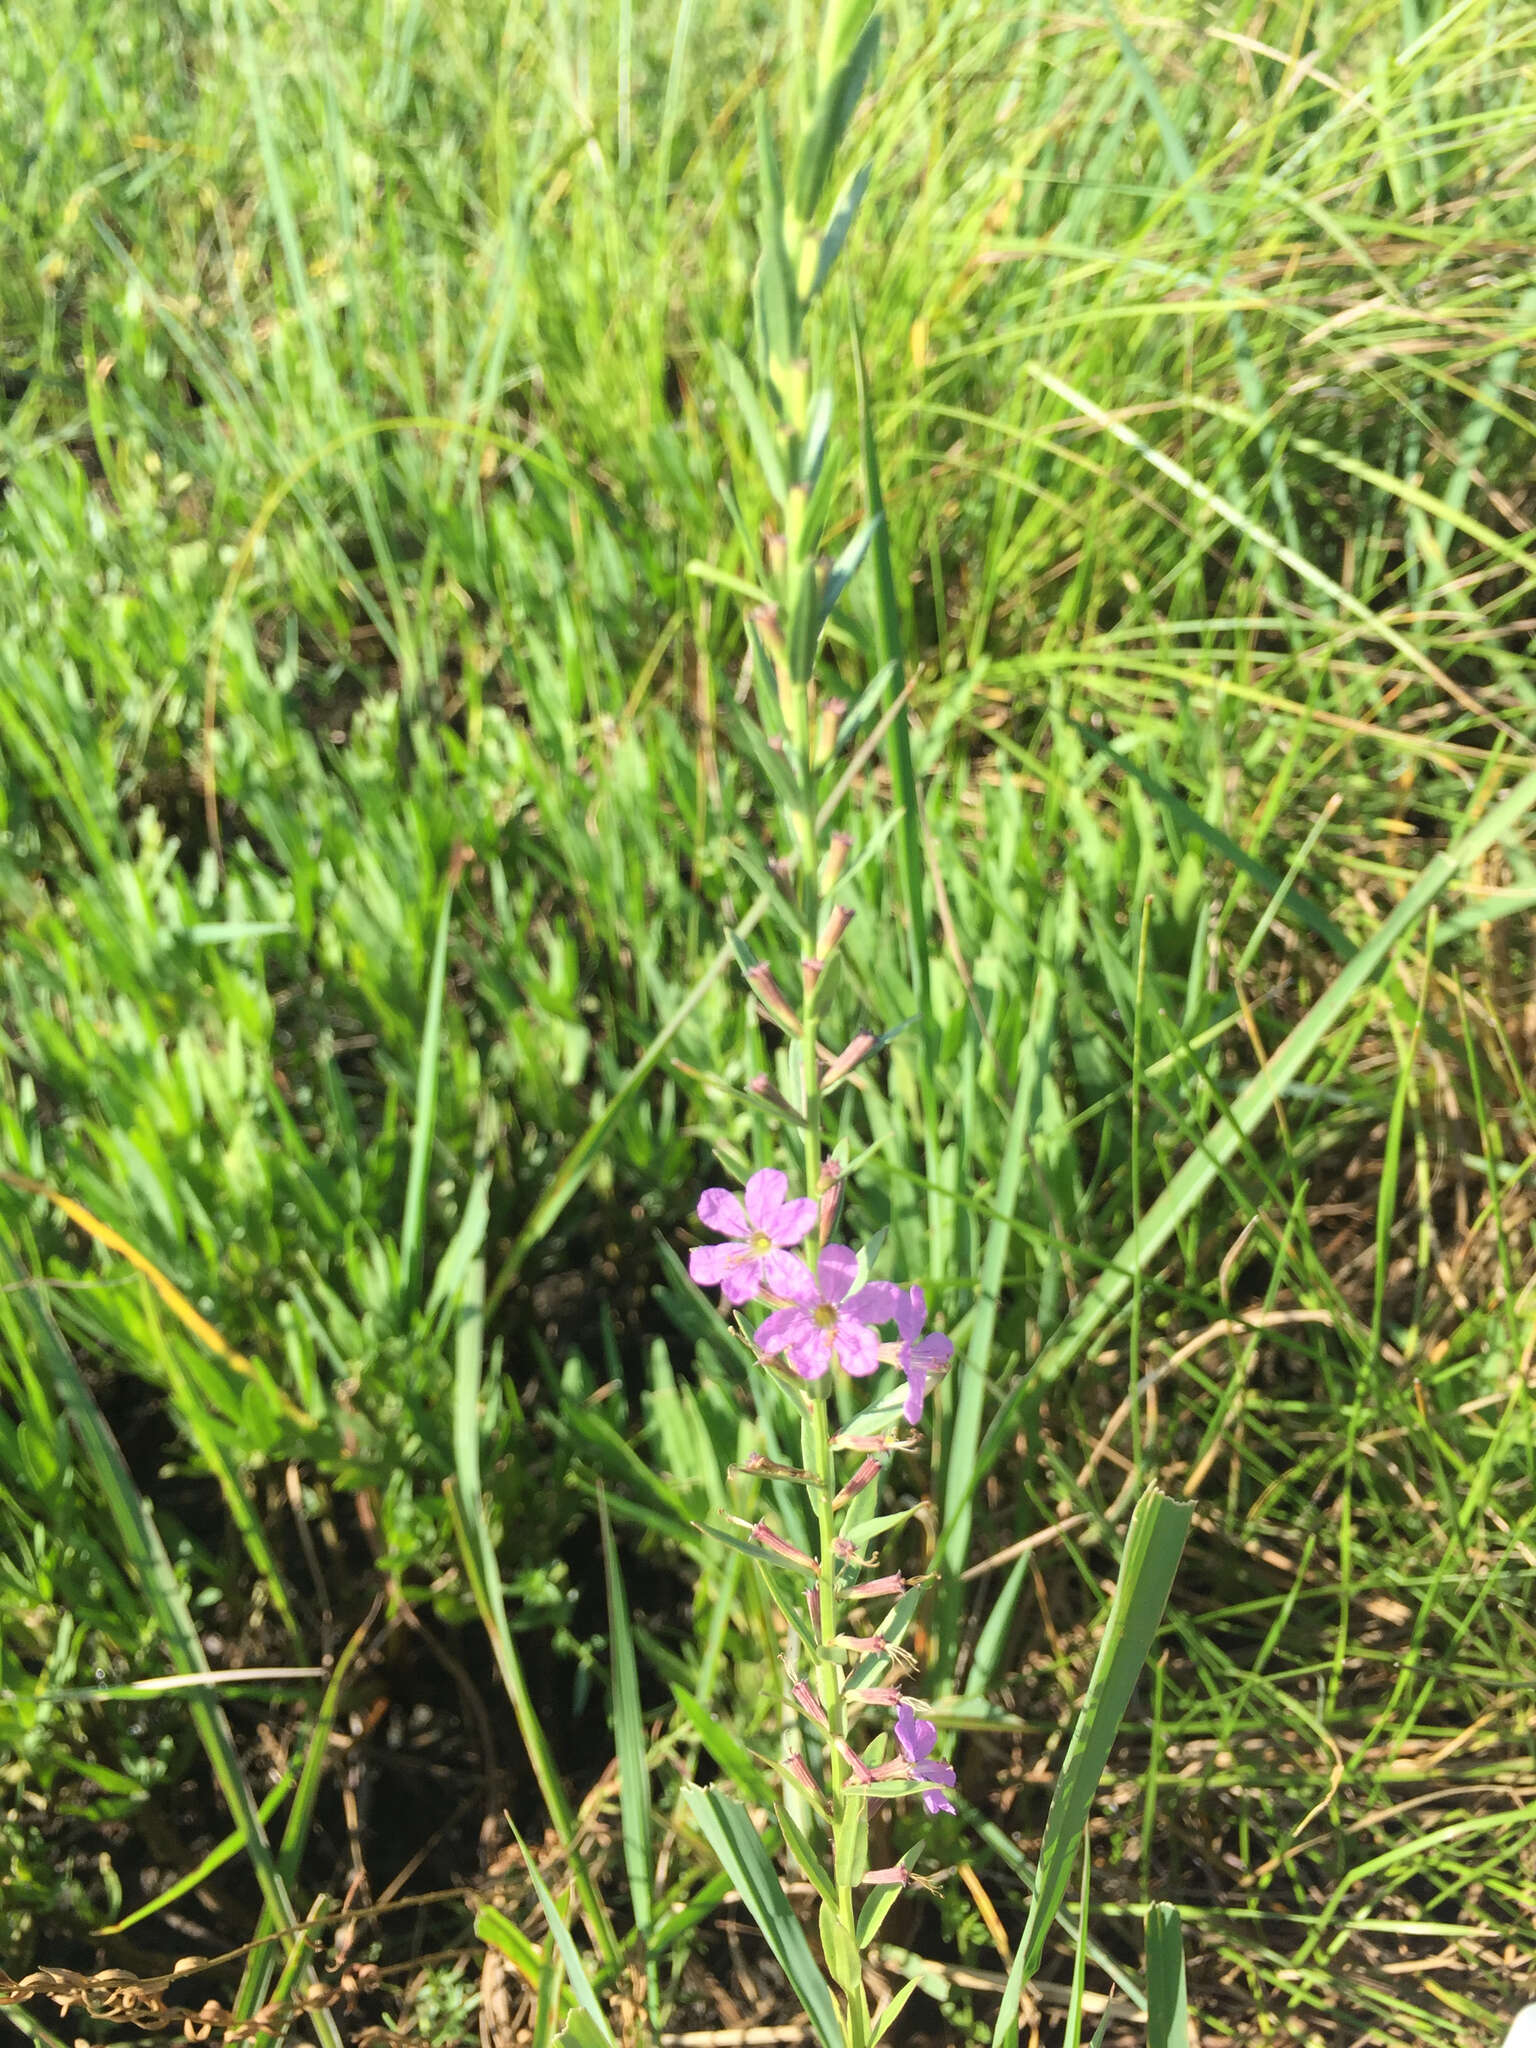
809,163 -> 871,302
794,13 -> 882,224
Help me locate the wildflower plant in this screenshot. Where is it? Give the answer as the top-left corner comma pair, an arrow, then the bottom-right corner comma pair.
673,8 -> 1201,2047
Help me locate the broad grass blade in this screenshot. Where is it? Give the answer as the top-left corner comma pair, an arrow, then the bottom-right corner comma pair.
991,1486 -> 1193,2048
1146,1903 -> 1192,2048
956,757 -> 1536,1531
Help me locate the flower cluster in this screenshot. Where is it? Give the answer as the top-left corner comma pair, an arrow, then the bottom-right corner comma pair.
688,1168 -> 954,1425
690,1167 -> 958,1831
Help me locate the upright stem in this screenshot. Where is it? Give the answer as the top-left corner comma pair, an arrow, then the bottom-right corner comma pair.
796,771 -> 870,2048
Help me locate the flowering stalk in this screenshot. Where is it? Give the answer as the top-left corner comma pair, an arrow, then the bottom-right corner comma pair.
690,1174 -> 954,2047
675,8 -> 969,2044
674,17 -> 1204,2048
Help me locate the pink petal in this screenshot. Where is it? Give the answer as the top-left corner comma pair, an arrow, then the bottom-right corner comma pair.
697,1186 -> 749,1239
786,1324 -> 835,1381
816,1244 -> 859,1303
755,1306 -> 805,1355
718,1255 -> 766,1306
765,1196 -> 818,1247
689,1243 -> 739,1287
742,1169 -> 791,1231
846,1280 -> 900,1325
761,1248 -> 819,1301
892,1285 -> 927,1339
835,1319 -> 880,1376
902,1372 -> 925,1426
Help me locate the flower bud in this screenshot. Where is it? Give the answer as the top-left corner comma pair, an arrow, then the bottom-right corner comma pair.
833,1455 -> 884,1508
821,832 -> 853,891
790,1677 -> 829,1728
822,1030 -> 877,1089
747,1073 -> 798,1117
745,963 -> 802,1035
782,1751 -> 824,1802
818,903 -> 854,956
814,696 -> 846,764
817,1160 -> 843,1247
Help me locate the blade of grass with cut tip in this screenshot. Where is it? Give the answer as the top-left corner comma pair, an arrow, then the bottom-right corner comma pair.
991,1486 -> 1193,2048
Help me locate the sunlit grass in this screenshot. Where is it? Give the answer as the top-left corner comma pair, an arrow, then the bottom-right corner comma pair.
1,0 -> 1534,2042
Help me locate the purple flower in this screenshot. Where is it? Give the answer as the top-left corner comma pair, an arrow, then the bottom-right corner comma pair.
894,1700 -> 956,1816
689,1169 -> 819,1306
754,1245 -> 899,1384
892,1285 -> 954,1425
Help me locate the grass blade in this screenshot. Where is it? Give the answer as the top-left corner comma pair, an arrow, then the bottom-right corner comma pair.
6,1255 -> 343,2048
992,1486 -> 1193,2047
684,1786 -> 844,2048
1145,1903 -> 1191,2048
398,852 -> 464,1311
597,1484 -> 656,2019
952,756 -> 1536,1536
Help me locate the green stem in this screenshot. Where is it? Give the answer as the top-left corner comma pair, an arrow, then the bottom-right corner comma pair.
796,777 -> 869,2047
808,1389 -> 868,2048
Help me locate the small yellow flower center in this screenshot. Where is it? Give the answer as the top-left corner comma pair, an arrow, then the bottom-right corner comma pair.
813,1304 -> 838,1330
749,1229 -> 772,1255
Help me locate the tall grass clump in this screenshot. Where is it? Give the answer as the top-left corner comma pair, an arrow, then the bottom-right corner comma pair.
1,0 -> 1535,2044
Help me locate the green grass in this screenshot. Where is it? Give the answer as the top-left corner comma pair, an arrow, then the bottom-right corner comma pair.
2,0 -> 1535,2042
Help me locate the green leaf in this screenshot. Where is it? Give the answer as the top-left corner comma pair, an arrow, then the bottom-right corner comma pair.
808,164 -> 870,302
508,1822 -> 619,2048
793,13 -> 882,224
1146,1903 -> 1192,2048
715,341 -> 789,505
818,1896 -> 862,2002
870,1975 -> 923,2045
598,1487 -> 654,1949
819,513 -> 879,627
398,859 -> 458,1312
991,1486 -> 1193,2048
855,1878 -> 904,1950
755,100 -> 799,379
684,1786 -> 844,2048
775,1798 -> 838,1909
832,1795 -> 868,1889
